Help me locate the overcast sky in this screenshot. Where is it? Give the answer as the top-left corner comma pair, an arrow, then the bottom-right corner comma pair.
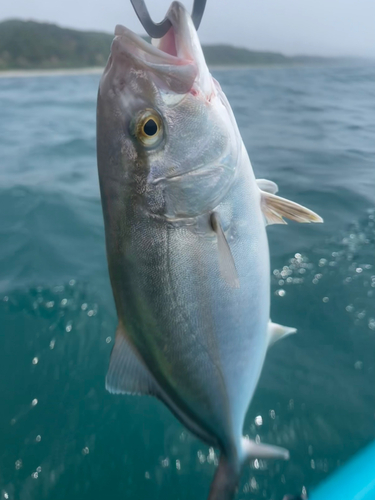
2,0 -> 375,57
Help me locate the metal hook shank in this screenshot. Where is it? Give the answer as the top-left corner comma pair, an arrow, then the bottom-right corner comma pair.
130,0 -> 207,39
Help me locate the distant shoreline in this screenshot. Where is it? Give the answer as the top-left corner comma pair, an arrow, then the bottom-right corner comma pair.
0,67 -> 104,78
0,20 -> 367,79
0,65 -> 304,79
0,62 -> 356,79
0,65 -> 288,79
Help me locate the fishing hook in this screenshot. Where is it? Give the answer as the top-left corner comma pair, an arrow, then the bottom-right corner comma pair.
130,0 -> 207,38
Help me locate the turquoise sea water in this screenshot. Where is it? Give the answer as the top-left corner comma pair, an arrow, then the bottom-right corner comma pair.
1,64 -> 374,500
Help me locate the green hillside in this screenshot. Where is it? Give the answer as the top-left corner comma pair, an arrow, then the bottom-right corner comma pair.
0,20 -> 113,69
202,44 -> 287,66
0,19 -> 333,71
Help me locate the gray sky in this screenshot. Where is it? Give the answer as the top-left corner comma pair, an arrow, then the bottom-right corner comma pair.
2,0 -> 375,57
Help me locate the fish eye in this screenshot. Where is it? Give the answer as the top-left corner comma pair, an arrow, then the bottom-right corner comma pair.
135,109 -> 163,148
143,118 -> 158,136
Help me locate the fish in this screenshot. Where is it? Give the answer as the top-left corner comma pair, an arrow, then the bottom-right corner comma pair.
96,2 -> 323,499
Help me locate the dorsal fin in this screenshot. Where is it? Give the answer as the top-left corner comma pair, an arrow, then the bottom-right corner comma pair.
106,324 -> 158,396
256,179 -> 278,194
210,212 -> 240,289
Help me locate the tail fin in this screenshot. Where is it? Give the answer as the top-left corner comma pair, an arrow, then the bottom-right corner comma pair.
208,453 -> 241,500
241,437 -> 289,460
208,438 -> 289,500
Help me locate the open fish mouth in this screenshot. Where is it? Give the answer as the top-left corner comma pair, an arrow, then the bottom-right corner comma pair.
107,1 -> 212,96
113,23 -> 193,68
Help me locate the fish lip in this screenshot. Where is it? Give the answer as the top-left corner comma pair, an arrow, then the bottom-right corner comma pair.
112,23 -> 192,67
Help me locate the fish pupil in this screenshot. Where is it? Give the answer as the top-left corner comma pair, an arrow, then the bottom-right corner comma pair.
143,119 -> 158,136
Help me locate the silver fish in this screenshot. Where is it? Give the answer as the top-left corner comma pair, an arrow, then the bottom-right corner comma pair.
96,3 -> 323,499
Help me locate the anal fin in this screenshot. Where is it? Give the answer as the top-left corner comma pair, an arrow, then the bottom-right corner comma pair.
260,190 -> 323,225
106,325 -> 219,446
106,323 -> 158,396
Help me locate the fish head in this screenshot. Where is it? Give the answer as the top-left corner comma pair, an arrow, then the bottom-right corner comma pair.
97,1 -> 241,219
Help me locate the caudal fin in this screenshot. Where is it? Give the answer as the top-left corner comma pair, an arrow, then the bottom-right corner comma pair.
208,453 -> 241,500
208,439 -> 289,500
241,437 -> 289,460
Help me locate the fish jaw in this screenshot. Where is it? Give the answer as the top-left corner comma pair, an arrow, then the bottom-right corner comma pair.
153,1 -> 214,99
99,29 -> 197,98
100,1 -> 213,99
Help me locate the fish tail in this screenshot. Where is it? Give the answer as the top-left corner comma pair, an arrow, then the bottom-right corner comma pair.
207,438 -> 289,500
207,452 -> 241,500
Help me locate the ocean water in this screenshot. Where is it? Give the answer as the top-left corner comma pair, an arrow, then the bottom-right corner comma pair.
0,63 -> 374,500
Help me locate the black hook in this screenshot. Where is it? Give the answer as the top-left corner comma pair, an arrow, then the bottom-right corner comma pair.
130,0 -> 207,38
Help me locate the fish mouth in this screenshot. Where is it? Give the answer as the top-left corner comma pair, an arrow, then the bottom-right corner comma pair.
109,1 -> 212,96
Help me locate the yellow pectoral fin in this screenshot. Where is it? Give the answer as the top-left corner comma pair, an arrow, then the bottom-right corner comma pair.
260,189 -> 323,225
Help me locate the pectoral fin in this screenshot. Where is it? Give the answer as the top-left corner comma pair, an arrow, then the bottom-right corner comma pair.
106,323 -> 158,396
260,190 -> 323,225
210,212 -> 240,289
268,320 -> 297,347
